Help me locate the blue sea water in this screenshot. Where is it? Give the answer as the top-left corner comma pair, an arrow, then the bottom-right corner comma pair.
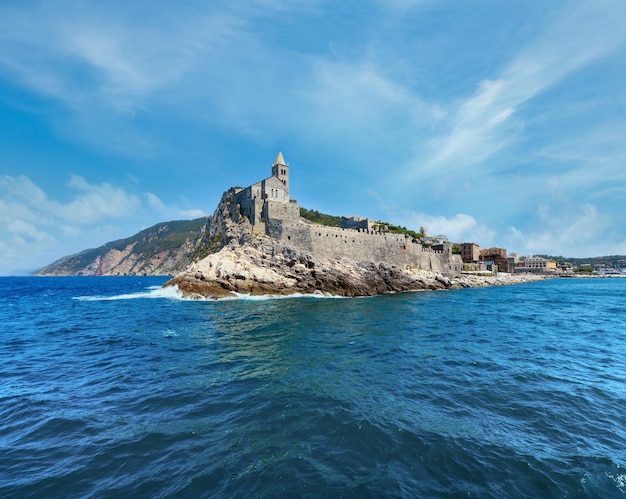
1,276 -> 625,498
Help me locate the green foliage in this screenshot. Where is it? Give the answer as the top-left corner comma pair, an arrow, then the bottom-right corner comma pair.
384,224 -> 422,241
300,207 -> 423,241
191,232 -> 222,261
131,219 -> 207,255
300,207 -> 341,227
574,266 -> 594,273
452,246 -> 461,254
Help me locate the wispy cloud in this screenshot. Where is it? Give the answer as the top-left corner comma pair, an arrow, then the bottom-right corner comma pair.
0,3 -> 240,113
416,0 -> 626,177
300,60 -> 437,145
0,2 -> 247,156
537,120 -> 626,190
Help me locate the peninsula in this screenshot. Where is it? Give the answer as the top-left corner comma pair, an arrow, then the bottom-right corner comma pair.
165,153 -> 545,298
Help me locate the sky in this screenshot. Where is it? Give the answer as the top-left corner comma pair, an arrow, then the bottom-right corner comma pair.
1,0 -> 626,274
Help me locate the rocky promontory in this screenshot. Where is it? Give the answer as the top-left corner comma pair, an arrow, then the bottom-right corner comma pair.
164,189 -> 546,299
165,241 -> 546,299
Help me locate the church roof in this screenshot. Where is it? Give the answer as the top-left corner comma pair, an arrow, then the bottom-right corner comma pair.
273,151 -> 286,166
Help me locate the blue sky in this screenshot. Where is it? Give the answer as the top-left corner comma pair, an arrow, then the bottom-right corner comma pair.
1,0 -> 625,274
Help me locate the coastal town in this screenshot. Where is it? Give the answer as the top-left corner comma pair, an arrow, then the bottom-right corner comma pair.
435,237 -> 626,276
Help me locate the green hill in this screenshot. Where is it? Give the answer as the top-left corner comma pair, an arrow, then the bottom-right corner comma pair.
36,218 -> 209,276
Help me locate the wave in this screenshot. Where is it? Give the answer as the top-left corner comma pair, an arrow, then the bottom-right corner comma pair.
74,285 -> 349,302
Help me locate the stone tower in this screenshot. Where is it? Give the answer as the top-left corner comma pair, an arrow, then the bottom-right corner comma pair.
271,151 -> 289,197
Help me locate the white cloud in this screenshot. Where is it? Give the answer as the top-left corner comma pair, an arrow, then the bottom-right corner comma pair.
60,175 -> 141,224
145,193 -> 206,220
397,211 -> 496,244
1,174 -> 140,228
60,225 -> 81,236
536,120 -> 626,195
6,219 -> 55,246
179,209 -> 207,218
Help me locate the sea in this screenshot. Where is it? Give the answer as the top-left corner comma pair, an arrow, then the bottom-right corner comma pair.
1,276 -> 625,498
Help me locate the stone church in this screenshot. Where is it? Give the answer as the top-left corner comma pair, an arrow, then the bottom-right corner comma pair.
233,152 -> 300,233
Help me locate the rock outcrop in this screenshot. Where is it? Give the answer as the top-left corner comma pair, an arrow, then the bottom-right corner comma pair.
165,240 -> 546,299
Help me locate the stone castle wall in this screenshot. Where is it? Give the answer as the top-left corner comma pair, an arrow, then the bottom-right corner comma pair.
266,218 -> 462,274
340,216 -> 379,232
264,199 -> 300,222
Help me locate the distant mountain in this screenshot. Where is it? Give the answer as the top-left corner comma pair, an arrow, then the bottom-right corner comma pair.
36,218 -> 214,276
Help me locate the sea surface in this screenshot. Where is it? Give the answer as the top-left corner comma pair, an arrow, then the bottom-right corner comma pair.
1,276 -> 625,498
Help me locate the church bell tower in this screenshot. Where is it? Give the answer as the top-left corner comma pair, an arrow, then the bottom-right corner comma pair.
271,151 -> 289,197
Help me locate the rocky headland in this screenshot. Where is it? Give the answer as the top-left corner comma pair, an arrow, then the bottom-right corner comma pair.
164,189 -> 547,299
165,243 -> 547,299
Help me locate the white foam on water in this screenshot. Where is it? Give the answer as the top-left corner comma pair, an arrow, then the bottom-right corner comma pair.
74,285 -> 349,302
223,291 -> 347,301
608,472 -> 626,492
74,285 -> 183,301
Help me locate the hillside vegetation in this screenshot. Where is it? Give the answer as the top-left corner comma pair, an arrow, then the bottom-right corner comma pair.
37,218 -> 208,276
300,207 -> 422,240
299,208 -> 341,227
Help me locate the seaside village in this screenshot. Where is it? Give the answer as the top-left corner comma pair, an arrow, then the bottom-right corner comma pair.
374,226 -> 620,276
235,153 -> 622,277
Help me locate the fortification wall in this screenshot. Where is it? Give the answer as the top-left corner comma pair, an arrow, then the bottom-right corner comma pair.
264,199 -> 300,222
340,216 -> 378,232
266,219 -> 462,275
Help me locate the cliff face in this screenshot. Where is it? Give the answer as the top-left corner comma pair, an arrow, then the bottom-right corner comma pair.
165,190 -> 469,298
36,218 -> 210,276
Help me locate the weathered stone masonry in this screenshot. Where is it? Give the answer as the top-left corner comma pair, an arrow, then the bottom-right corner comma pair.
233,153 -> 462,275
